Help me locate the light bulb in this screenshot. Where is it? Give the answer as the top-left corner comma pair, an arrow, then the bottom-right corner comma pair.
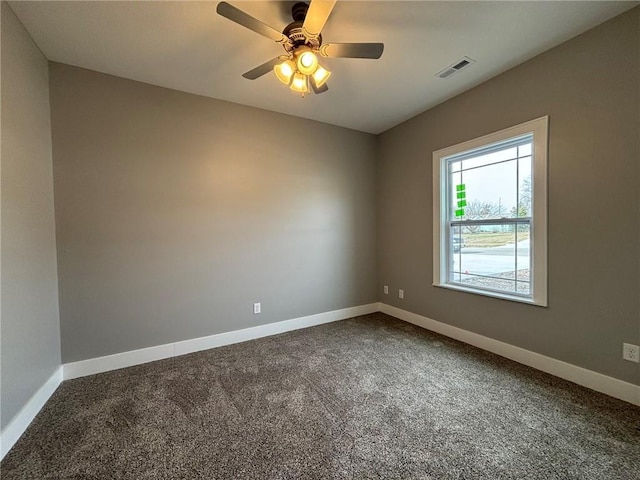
312,65 -> 331,88
300,52 -> 315,68
290,72 -> 309,93
296,47 -> 318,76
274,59 -> 295,85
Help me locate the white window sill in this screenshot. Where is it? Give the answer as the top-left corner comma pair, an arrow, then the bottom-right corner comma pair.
433,282 -> 548,307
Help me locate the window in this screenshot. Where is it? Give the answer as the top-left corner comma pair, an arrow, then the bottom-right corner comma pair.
433,117 -> 548,306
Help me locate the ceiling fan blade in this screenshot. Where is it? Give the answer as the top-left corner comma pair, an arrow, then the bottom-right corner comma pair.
242,57 -> 284,80
302,0 -> 337,40
319,43 -> 384,59
217,2 -> 290,44
310,77 -> 329,94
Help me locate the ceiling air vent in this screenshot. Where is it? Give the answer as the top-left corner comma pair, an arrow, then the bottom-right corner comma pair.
436,56 -> 476,79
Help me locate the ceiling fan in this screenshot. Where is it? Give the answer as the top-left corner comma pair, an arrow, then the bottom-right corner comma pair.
216,0 -> 384,95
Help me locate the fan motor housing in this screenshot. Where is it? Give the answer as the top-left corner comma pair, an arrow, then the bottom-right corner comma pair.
283,22 -> 322,50
282,2 -> 322,52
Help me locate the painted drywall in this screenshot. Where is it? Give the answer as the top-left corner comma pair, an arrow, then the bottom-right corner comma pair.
49,63 -> 378,363
378,7 -> 640,385
1,2 -> 61,430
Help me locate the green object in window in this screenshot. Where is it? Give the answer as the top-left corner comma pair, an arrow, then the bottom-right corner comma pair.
456,184 -> 466,191
456,191 -> 466,199
455,209 -> 465,217
457,200 -> 467,207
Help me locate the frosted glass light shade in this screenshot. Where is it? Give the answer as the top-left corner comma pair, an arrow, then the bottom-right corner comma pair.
312,65 -> 331,88
274,60 -> 295,85
290,72 -> 309,93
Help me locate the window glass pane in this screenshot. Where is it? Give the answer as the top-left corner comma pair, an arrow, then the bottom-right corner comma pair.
449,172 -> 465,219
462,146 -> 518,171
518,143 -> 532,157
449,224 -> 530,296
449,225 -> 463,283
517,156 -> 532,218
450,160 -> 517,221
515,223 -> 531,294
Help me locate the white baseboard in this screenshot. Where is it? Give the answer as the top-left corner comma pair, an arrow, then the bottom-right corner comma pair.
63,303 -> 379,380
0,366 -> 63,460
380,303 -> 640,407
63,343 -> 175,381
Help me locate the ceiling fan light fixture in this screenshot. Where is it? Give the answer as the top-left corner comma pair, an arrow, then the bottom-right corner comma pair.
216,1 -> 384,96
290,72 -> 309,93
274,59 -> 296,85
312,65 -> 331,88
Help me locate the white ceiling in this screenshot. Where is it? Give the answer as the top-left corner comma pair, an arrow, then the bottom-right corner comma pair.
9,1 -> 638,134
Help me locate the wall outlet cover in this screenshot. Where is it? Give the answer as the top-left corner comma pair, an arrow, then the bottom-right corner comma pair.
383,285 -> 389,294
253,302 -> 261,314
623,343 -> 639,363
399,289 -> 404,299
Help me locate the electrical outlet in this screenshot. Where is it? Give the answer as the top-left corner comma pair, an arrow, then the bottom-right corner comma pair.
623,343 -> 639,363
383,285 -> 389,294
399,289 -> 404,299
253,302 -> 261,314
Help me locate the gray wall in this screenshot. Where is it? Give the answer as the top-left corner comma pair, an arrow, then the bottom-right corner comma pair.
1,2 -> 61,430
49,63 -> 378,363
378,8 -> 640,385
9,3 -> 636,395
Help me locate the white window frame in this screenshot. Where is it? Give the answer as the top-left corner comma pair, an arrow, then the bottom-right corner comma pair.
432,116 -> 548,306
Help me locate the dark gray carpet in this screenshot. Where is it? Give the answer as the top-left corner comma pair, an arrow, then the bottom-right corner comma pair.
2,313 -> 639,479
